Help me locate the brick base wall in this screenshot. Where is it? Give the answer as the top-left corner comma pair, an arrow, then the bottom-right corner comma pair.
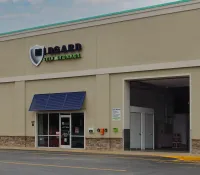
86,138 -> 123,151
192,139 -> 200,154
0,136 -> 35,147
2,137 -> 200,153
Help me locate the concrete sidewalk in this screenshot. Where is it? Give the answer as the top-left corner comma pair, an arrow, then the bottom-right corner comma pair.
0,146 -> 200,162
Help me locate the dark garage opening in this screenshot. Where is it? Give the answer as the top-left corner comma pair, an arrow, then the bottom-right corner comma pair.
125,76 -> 190,152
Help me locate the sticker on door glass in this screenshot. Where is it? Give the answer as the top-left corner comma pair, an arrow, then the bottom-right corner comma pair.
64,138 -> 67,142
75,127 -> 79,134
63,133 -> 68,137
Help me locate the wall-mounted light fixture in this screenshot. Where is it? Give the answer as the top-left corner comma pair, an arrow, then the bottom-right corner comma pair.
31,121 -> 35,126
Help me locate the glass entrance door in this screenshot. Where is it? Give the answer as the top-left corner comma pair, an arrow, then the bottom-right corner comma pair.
60,115 -> 71,148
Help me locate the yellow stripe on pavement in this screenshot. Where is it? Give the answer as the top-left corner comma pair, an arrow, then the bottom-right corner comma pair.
33,152 -> 69,156
0,161 -> 126,172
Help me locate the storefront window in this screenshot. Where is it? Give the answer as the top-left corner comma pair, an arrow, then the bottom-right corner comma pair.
38,136 -> 48,147
71,113 -> 84,148
71,137 -> 84,148
71,113 -> 84,136
49,113 -> 59,135
38,114 -> 48,135
49,136 -> 59,147
37,113 -> 60,147
37,112 -> 85,148
49,113 -> 59,147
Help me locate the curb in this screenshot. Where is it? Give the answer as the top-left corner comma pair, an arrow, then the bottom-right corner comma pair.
0,147 -> 158,156
0,147 -> 171,158
1,147 -> 200,162
164,155 -> 200,162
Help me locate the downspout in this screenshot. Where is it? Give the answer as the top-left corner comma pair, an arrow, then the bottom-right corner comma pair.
24,81 -> 27,147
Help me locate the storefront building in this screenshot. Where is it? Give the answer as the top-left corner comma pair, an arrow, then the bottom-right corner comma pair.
1,0 -> 200,153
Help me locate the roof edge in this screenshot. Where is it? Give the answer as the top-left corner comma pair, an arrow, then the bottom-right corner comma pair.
0,0 -> 191,37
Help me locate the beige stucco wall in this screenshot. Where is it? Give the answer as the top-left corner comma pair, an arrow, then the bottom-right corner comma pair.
0,83 -> 14,135
14,81 -> 26,136
0,27 -> 97,77
1,6 -> 200,146
97,9 -> 200,68
23,67 -> 200,139
1,9 -> 200,78
0,67 -> 200,142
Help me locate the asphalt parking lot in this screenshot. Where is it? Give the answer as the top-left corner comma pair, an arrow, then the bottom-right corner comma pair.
0,150 -> 200,175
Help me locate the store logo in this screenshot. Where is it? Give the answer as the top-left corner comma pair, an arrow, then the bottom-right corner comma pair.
29,45 -> 45,67
29,43 -> 82,67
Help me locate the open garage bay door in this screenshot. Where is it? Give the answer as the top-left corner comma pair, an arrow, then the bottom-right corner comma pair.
126,76 -> 190,152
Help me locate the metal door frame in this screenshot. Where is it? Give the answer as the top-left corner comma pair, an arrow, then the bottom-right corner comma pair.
60,114 -> 72,148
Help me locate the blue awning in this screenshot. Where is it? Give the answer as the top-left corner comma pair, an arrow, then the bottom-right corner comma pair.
29,91 -> 86,111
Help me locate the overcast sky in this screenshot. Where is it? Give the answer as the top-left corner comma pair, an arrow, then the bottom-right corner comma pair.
0,0 -> 184,33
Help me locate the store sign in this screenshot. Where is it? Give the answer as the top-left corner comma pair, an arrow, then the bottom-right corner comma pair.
29,43 -> 82,67
112,108 -> 121,121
